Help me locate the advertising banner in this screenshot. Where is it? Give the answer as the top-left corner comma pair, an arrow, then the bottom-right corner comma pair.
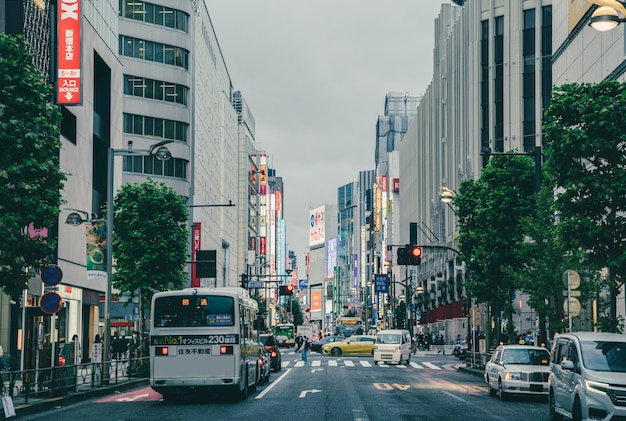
86,221 -> 107,279
309,206 -> 325,247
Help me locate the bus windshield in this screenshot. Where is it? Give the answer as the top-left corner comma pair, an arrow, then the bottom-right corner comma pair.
153,295 -> 234,327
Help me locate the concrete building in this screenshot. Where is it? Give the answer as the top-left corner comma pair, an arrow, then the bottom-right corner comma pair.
399,1 -> 559,344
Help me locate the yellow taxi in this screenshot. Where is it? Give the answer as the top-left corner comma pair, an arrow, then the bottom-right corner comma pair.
321,335 -> 377,356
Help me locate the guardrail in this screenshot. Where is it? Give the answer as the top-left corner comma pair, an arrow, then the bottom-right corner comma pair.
465,351 -> 492,370
0,356 -> 149,406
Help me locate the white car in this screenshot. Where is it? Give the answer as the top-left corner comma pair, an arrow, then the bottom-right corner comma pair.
484,344 -> 551,400
549,332 -> 626,421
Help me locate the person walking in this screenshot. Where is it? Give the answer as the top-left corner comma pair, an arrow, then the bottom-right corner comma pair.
295,334 -> 303,352
301,337 -> 310,363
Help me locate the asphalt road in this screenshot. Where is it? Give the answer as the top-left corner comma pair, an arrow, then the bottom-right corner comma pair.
20,351 -> 550,421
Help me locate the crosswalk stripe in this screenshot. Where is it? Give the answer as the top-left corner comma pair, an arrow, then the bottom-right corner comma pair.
344,360 -> 355,367
395,364 -> 408,369
378,362 -> 390,368
295,361 -> 305,367
360,361 -> 372,367
312,360 -> 321,367
423,362 -> 441,370
329,360 -> 338,366
409,362 -> 424,369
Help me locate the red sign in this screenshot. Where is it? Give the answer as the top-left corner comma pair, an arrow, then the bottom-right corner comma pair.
57,0 -> 82,105
393,178 -> 400,192
191,222 -> 201,287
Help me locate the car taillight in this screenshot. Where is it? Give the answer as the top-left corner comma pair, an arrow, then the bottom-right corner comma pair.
155,346 -> 169,356
220,346 -> 233,355
271,351 -> 277,357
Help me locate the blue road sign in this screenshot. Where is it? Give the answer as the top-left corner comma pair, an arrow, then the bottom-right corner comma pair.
41,265 -> 63,286
374,274 -> 388,293
299,279 -> 308,289
40,292 -> 62,314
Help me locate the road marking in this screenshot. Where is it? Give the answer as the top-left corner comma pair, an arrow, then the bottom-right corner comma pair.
373,383 -> 393,390
378,362 -> 390,368
116,393 -> 149,402
283,361 -> 290,367
294,361 -> 305,367
255,368 -> 291,400
328,360 -> 338,366
312,360 -> 321,366
393,384 -> 411,390
409,362 -> 424,369
360,361 -> 372,367
423,362 -> 441,370
344,360 -> 355,367
395,364 -> 408,369
299,389 -> 322,398
443,364 -> 457,370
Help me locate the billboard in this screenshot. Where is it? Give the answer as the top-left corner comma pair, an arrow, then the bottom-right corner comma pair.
309,206 -> 325,247
326,238 -> 337,278
57,0 -> 82,105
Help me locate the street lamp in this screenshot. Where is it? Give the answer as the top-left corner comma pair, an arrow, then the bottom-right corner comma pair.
588,1 -> 626,32
103,139 -> 172,377
439,187 -> 456,204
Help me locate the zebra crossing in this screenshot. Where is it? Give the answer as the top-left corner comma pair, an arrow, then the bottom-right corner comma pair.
281,358 -> 461,371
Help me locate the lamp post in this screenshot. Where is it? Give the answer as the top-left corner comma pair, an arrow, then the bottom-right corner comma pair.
588,0 -> 626,31
103,140 -> 172,378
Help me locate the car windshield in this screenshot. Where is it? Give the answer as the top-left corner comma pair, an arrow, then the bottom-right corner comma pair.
377,334 -> 401,344
501,348 -> 549,365
260,336 -> 276,346
581,340 -> 626,372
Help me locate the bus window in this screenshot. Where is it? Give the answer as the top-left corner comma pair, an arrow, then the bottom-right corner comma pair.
153,295 -> 234,327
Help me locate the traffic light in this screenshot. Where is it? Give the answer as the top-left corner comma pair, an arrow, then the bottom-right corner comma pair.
279,285 -> 294,296
397,246 -> 422,265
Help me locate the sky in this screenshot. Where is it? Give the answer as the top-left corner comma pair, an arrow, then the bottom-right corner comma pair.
208,1 -> 449,265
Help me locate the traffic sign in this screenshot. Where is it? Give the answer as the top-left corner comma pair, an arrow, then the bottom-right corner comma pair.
40,292 -> 63,314
41,264 -> 63,286
247,281 -> 264,288
562,269 -> 580,290
564,297 -> 581,318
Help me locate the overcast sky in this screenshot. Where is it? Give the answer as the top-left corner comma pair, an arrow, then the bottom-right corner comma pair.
208,1 -> 449,266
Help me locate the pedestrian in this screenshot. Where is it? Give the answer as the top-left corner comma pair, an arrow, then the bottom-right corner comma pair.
295,334 -> 303,352
456,334 -> 461,344
71,334 -> 82,365
129,331 -> 141,372
301,337 -> 310,363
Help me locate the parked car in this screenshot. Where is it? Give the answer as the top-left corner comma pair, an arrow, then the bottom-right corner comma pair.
310,335 -> 344,353
321,335 -> 377,356
549,332 -> 626,421
484,344 -> 551,400
260,333 -> 282,372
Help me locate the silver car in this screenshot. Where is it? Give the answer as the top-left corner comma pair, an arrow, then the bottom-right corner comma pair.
549,332 -> 626,421
484,344 -> 551,400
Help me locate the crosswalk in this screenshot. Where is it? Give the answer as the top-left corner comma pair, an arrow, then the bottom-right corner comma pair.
281,358 -> 461,371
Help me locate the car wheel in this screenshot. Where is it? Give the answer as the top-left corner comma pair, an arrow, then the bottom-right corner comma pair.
238,368 -> 249,400
572,399 -> 582,421
549,390 -> 563,421
330,347 -> 342,356
498,379 -> 507,401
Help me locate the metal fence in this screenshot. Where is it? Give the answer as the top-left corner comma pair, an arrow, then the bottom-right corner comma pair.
0,356 -> 149,406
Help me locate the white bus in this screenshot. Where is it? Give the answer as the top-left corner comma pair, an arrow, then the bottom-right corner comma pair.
149,287 -> 260,401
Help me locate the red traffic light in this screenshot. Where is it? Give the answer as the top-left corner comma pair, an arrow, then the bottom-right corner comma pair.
286,285 -> 293,291
410,247 -> 422,257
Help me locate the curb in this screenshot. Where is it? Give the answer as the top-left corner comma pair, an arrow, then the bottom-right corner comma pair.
7,378 -> 149,419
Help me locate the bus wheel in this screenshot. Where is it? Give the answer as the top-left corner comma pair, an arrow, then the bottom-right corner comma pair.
238,368 -> 249,400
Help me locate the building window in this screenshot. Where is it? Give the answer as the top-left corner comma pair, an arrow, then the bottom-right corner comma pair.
123,112 -> 188,143
119,36 -> 189,70
123,74 -> 189,106
119,0 -> 189,33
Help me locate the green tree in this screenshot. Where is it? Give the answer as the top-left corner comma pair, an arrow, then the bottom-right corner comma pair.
454,153 -> 535,345
111,179 -> 189,318
0,34 -> 66,298
543,81 -> 626,332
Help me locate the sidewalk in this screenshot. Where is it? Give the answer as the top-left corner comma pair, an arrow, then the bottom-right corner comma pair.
1,360 -> 149,419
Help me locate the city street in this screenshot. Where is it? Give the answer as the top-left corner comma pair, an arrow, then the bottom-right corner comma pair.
21,352 -> 550,421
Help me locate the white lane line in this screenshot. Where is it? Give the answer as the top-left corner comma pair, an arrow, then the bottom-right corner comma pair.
255,368 -> 291,399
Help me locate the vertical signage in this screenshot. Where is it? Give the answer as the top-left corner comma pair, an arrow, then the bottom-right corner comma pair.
57,0 -> 82,105
191,223 -> 201,287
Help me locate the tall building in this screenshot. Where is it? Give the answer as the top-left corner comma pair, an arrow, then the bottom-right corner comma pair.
399,1 -> 556,342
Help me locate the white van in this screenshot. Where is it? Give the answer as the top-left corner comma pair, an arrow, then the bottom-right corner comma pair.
373,329 -> 412,364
